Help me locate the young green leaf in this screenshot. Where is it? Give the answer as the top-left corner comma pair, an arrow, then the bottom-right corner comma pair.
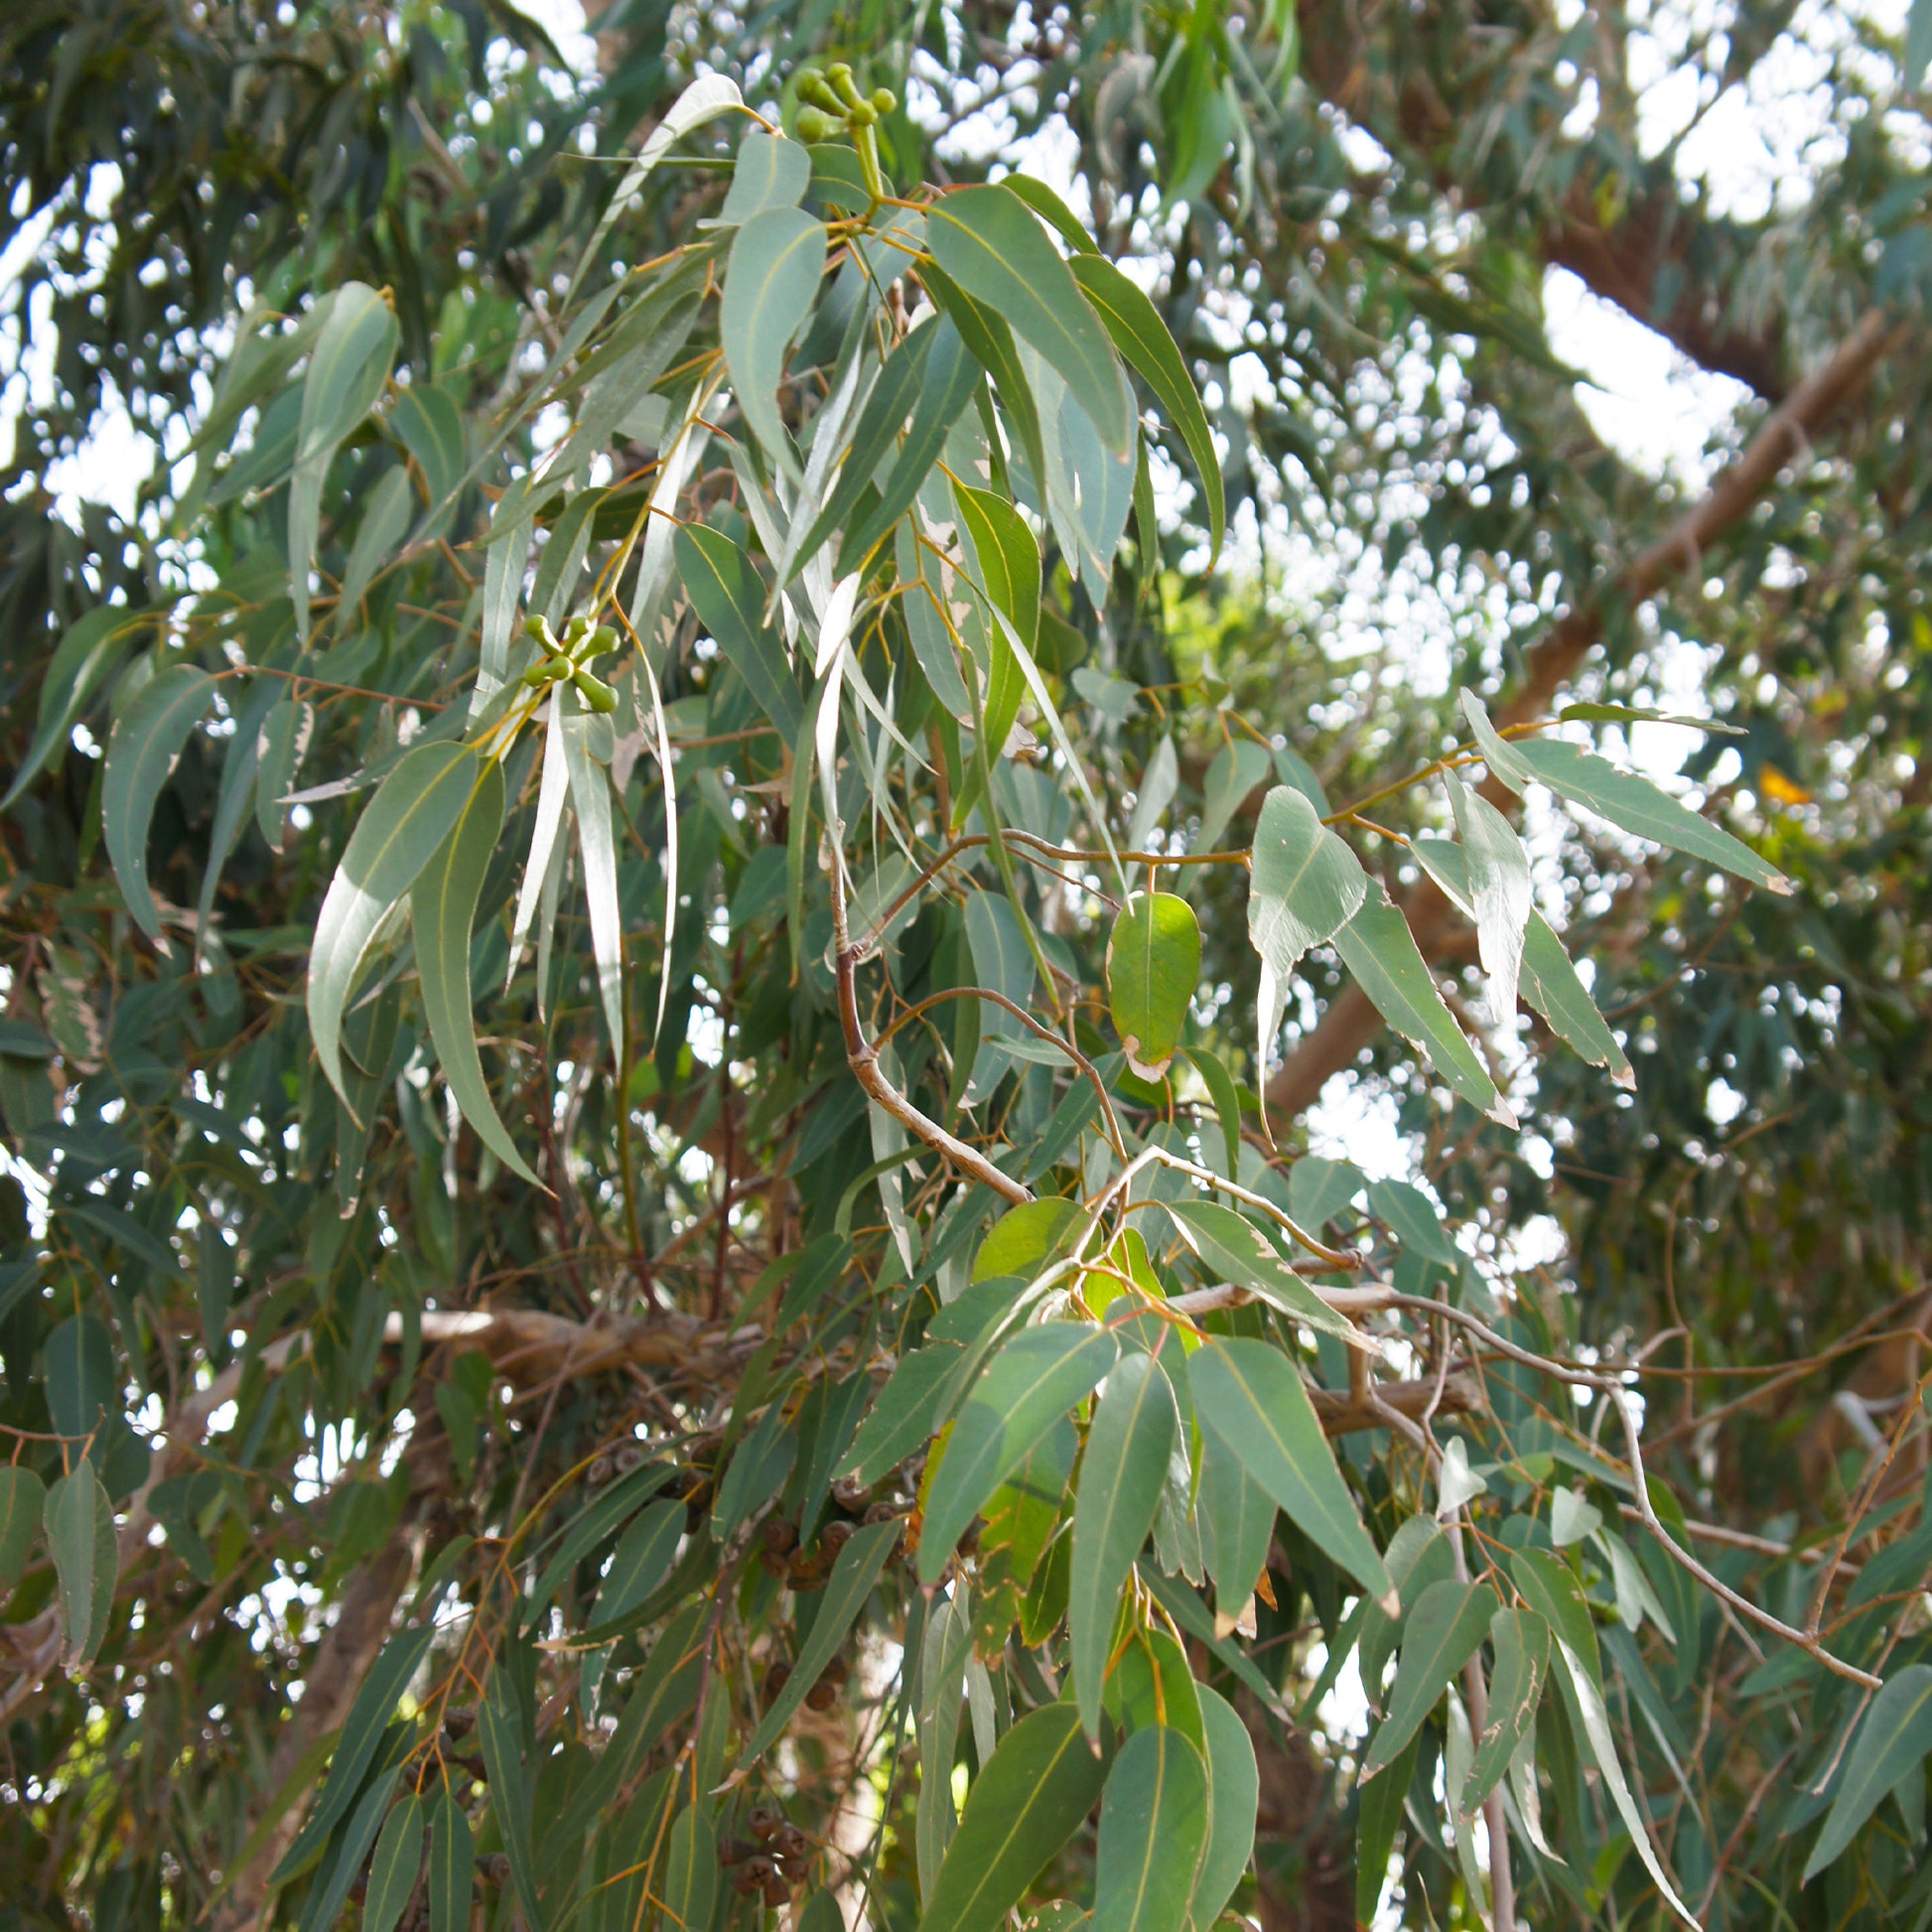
1247,784 -> 1367,1057
1105,892 -> 1199,1080
427,1782 -> 473,1932
926,185 -> 1131,457
411,756 -> 541,1184
1804,1664 -> 1932,1880
363,1794 -> 424,1932
919,1702 -> 1110,1932
103,663 -> 216,940
0,1464 -> 46,1596
1092,1725 -> 1209,1932
974,1198 -> 1083,1284
310,742 -> 476,1103
1360,1579 -> 1495,1779
1072,1353 -> 1179,1740
721,206 -> 827,472
1463,1607 -> 1550,1814
1066,254 -> 1224,563
1332,888 -> 1514,1126
1186,1339 -> 1393,1601
920,1325 -> 1119,1584
1188,1687 -> 1258,1930
662,1804 -> 717,1932
1446,768 -> 1531,1024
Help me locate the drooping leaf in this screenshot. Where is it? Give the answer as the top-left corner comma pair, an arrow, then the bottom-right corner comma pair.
953,477 -> 1041,653
1066,254 -> 1223,562
1360,1579 -> 1495,1778
339,467 -> 412,624
662,1803 -> 717,1932
0,1465 -> 46,1596
309,742 -> 476,1102
974,1198 -> 1083,1284
296,1766 -> 406,1932
560,692 -> 626,1061
1446,769 -> 1531,1024
480,1666 -> 542,1932
676,524 -> 806,743
1364,1179 -> 1458,1267
1105,892 -> 1199,1079
1188,1687 -> 1258,1931
1463,1607 -> 1550,1814
721,206 -> 827,472
411,754 -> 540,1184
1194,741 -> 1272,861
45,1311 -> 116,1445
1166,1199 -> 1362,1345
920,1325 -> 1119,1584
1186,1339 -> 1392,1600
920,262 -> 1049,498
1804,1665 -> 1932,1880
102,662 -> 216,940
363,1795 -> 424,1932
926,185 -> 1131,457
427,1782 -> 472,1932
1091,1725 -> 1209,1932
589,1499 -> 685,1631
1196,1434 -> 1273,1625
45,1470 -> 110,1671
1071,1353 -> 1179,1739
838,1343 -> 965,1486
1247,784 -> 1367,1055
919,1702 -> 1110,1932
722,129 -> 811,223
4,607 -> 147,812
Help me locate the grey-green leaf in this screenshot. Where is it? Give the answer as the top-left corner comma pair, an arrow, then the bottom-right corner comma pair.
411,754 -> 540,1184
427,1782 -> 473,1932
45,1470 -> 111,1671
1196,1435 -> 1273,1623
920,1325 -> 1119,1585
1521,911 -> 1634,1085
919,1702 -> 1110,1932
1092,1725 -> 1209,1932
722,129 -> 811,223
927,185 -> 1131,457
309,742 -> 476,1103
1446,769 -> 1531,1023
1805,1664 -> 1932,1880
1106,892 -> 1198,1080
662,1804 -> 717,1932
1166,1199 -> 1362,1346
722,206 -> 827,471
676,524 -> 805,743
1186,1339 -> 1392,1601
4,607 -> 146,812
1072,1353 -> 1179,1739
1188,1688 -> 1258,1930
103,663 -> 216,939
1194,741 -> 1272,862
837,1342 -> 964,1486
1463,1607 -> 1550,1814
363,1795 -> 425,1932
0,1464 -> 46,1596
1360,1579 -> 1495,1779
1247,783 -> 1367,1054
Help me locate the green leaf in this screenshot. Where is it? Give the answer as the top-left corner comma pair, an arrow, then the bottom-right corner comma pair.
411,754 -> 539,1184
524,1460 -> 673,1626
1806,1665 -> 1932,1880
292,284 -> 398,640
918,1592 -> 977,1902
662,1804 -> 717,1932
559,689 -> 627,1061
1360,1579 -> 1494,1778
837,1342 -> 964,1485
1105,892 -> 1199,1080
1356,1727 -> 1421,1926
1092,1725 -> 1209,1932
45,1470 -> 112,1671
920,263 -> 1049,500
1185,1339 -> 1392,1601
1446,769 -> 1530,1023
1196,1434 -> 1272,1624
999,176 -> 1100,255
1908,0 -> 1932,86
255,693 -> 314,853
721,206 -> 827,471
919,1702 -> 1111,1932
481,1667 -> 542,1932
1188,1688 -> 1258,1931
1247,784 -> 1367,1054
1066,254 -> 1223,563
927,185 -> 1131,457
953,478 -> 1041,652
1332,887 -> 1513,1126
427,1783 -> 473,1932
340,467 -> 412,624
974,1198 -> 1083,1284
46,1311 -> 116,1445
298,1766 -> 406,1932
1181,1046 -> 1243,1180
103,662 -> 216,940
589,1499 -> 685,1631
1072,1353 -> 1179,1740
0,1465 -> 46,1595
1194,742 -> 1272,861
363,1794 -> 424,1932
390,382 -> 468,517
722,129 -> 811,222
676,524 -> 806,744
740,1516 -> 898,1761
1559,702 -> 1742,736
1288,1156 -> 1362,1231
309,742 -> 476,1103
1463,1607 -> 1550,1815
1364,1179 -> 1457,1267
920,1325 -> 1119,1584
4,607 -> 146,812
274,1621 -> 440,1880
1166,1199 -> 1361,1346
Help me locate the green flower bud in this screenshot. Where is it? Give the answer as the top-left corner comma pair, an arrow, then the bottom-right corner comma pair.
523,614 -> 558,648
584,624 -> 618,658
802,75 -> 844,113
795,105 -> 838,143
572,669 -> 619,714
828,63 -> 866,109
847,98 -> 877,128
871,87 -> 897,115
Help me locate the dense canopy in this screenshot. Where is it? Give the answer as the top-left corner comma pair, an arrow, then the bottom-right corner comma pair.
3,4 -> 1931,1932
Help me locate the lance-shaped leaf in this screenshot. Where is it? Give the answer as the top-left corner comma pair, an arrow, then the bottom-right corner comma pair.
1072,1353 -> 1179,1739
1463,1606 -> 1550,1814
1194,741 -> 1272,863
919,1702 -> 1110,1932
920,1325 -> 1119,1585
722,128 -> 810,222
722,206 -> 826,472
952,478 -> 1041,652
1166,1199 -> 1364,1348
920,262 -> 1048,496
1446,768 -> 1530,1024
411,756 -> 540,1184
0,1465 -> 46,1596
426,1783 -> 472,1932
363,1794 -> 424,1932
44,1470 -> 113,1671
1067,254 -> 1223,563
560,694 -> 626,1061
927,185 -> 1131,457
838,1342 -> 964,1486
740,1517 -> 898,1761
1356,1727 -> 1421,1926
340,466 -> 412,624
1196,1434 -> 1272,1626
918,1591 -> 977,1903
1091,1725 -> 1209,1932
505,695 -> 571,992
1360,1578 -> 1495,1778
1105,892 -> 1198,1080
1804,1664 -> 1932,1880
480,1668 -> 542,1932
1186,1339 -> 1392,1601
1247,784 -> 1366,1056
662,1804 -> 717,1932
291,283 -> 398,640
5,606 -> 147,812
677,524 -> 805,742
297,1766 -> 405,1932
310,743 -> 476,1102
103,662 -> 216,940
1332,887 -> 1514,1126
1189,1687 -> 1258,1931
